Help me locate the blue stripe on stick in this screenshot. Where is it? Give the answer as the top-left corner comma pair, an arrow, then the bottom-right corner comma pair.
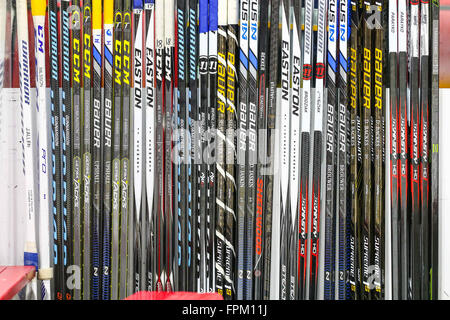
249,50 -> 258,69
328,52 -> 337,72
240,49 -> 248,69
104,46 -> 113,66
93,46 -> 102,66
339,53 -> 347,72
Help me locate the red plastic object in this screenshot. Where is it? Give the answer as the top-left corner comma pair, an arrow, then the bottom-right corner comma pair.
0,266 -> 36,300
125,291 -> 223,300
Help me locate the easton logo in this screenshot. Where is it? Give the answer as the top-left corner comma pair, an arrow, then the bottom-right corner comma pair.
134,47 -> 143,109
292,56 -> 301,117
146,47 -> 154,107
281,40 -> 290,101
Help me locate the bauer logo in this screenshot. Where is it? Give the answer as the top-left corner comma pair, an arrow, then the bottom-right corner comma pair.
374,49 -> 383,110
366,5 -> 382,30
363,48 -> 371,109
